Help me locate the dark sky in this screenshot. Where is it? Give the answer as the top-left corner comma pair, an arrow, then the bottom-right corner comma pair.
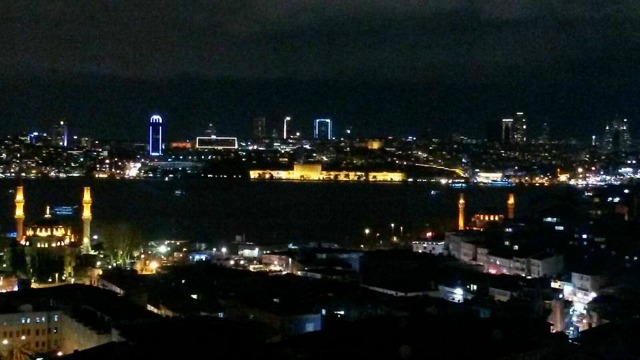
2,1 -> 640,140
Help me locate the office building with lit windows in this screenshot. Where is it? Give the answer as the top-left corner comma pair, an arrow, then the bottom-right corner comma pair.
0,308 -> 64,355
603,118 -> 631,153
149,115 -> 163,156
501,112 -> 526,145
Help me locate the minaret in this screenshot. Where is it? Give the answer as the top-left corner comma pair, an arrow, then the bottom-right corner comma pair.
14,186 -> 25,241
81,187 -> 92,254
458,193 -> 465,231
507,193 -> 515,220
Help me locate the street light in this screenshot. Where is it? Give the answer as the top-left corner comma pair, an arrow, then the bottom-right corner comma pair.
363,228 -> 370,249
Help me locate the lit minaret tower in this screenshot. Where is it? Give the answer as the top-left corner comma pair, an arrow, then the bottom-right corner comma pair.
14,186 -> 25,241
507,193 -> 515,220
81,187 -> 92,254
458,193 -> 465,231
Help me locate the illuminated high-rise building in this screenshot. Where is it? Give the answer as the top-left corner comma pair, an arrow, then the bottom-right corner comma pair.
283,117 -> 291,139
314,119 -> 332,140
501,112 -> 526,145
253,117 -> 266,139
149,115 -> 163,156
603,118 -> 631,153
501,118 -> 513,145
52,120 -> 68,147
512,112 -> 527,144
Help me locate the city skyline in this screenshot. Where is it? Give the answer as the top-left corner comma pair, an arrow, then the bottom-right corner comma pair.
2,2 -> 640,140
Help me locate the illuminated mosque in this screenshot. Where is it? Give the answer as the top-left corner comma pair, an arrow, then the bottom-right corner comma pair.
457,193 -> 515,230
14,185 -> 92,281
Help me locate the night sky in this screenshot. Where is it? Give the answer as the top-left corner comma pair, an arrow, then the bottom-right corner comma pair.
2,1 -> 640,140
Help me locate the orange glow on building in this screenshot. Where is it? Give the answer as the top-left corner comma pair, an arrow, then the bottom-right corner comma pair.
507,193 -> 515,219
14,186 -> 25,241
249,164 -> 405,182
458,193 -> 465,230
169,141 -> 192,149
82,187 -> 92,254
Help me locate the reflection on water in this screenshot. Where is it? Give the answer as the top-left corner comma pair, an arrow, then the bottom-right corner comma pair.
0,179 -> 578,246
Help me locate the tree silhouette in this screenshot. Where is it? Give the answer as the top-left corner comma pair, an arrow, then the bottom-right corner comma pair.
102,222 -> 144,267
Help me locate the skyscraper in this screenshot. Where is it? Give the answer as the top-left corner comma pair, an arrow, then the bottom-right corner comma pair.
501,112 -> 526,145
501,118 -> 513,145
539,122 -> 550,144
512,112 -> 527,144
52,120 -> 68,147
314,119 -> 332,140
253,117 -> 266,139
149,115 -> 163,156
603,118 -> 631,153
283,117 -> 291,140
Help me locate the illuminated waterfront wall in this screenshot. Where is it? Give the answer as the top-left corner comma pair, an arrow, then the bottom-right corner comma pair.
249,164 -> 405,182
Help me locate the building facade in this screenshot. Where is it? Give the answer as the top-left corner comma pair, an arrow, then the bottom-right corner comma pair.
148,115 -> 163,156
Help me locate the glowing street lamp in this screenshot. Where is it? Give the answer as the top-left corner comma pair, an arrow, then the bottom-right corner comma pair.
363,228 -> 370,249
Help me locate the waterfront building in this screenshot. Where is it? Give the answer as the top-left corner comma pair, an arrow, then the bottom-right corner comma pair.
249,163 -> 405,182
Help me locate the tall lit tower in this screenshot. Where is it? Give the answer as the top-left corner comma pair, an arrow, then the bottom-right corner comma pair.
14,186 -> 25,241
81,187 -> 92,254
314,119 -> 332,140
458,193 -> 465,231
52,120 -> 69,147
501,119 -> 513,145
507,193 -> 515,220
512,112 -> 527,144
283,117 -> 291,140
149,115 -> 163,156
603,118 -> 631,153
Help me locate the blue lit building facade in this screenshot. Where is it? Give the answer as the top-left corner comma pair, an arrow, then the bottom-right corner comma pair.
314,119 -> 332,140
149,115 -> 163,156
